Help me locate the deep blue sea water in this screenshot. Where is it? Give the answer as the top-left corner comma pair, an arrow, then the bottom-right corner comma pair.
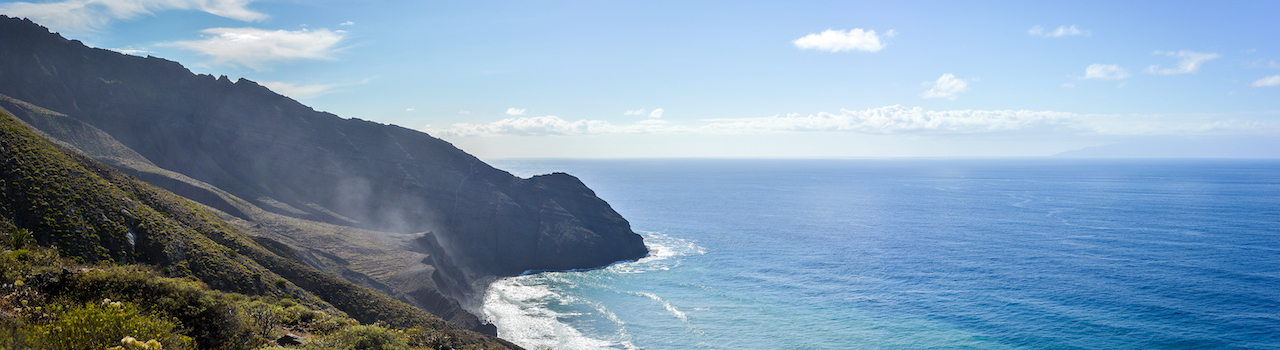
481,159 -> 1280,350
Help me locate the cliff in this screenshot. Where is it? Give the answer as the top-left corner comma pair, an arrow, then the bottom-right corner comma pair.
0,15 -> 646,334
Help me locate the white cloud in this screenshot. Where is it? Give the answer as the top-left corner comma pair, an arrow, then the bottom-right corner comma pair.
459,110 -> 471,114
1027,25 -> 1090,38
1252,75 -> 1280,87
406,107 -> 416,112
506,108 -> 526,115
699,106 -> 1076,134
109,47 -> 149,56
624,109 -> 646,116
1146,50 -> 1221,75
922,74 -> 968,100
793,28 -> 891,53
258,81 -> 340,99
649,108 -> 664,119
258,76 -> 372,99
426,116 -> 677,137
164,27 -> 345,71
1083,64 -> 1130,80
339,21 -> 354,26
0,0 -> 266,33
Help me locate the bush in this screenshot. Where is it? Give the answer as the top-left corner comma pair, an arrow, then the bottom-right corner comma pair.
0,247 -> 60,284
51,265 -> 259,350
33,300 -> 194,350
323,325 -> 409,350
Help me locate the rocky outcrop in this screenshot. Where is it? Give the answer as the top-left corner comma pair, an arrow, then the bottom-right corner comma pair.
0,15 -> 646,331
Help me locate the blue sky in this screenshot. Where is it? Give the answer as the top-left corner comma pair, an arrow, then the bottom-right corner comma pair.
3,0 -> 1279,158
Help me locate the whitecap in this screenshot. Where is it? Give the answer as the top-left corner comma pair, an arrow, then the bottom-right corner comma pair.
628,291 -> 689,323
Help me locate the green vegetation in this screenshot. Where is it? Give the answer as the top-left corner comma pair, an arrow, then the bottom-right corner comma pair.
1,247 -> 346,349
0,111 -> 516,349
33,299 -> 195,350
8,228 -> 29,250
0,240 -> 508,349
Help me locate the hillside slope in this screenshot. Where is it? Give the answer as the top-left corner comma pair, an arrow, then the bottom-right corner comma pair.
0,110 -> 518,349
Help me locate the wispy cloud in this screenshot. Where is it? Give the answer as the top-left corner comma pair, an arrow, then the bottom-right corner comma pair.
1245,59 -> 1280,69
624,109 -> 646,116
506,107 -> 526,115
164,27 -> 346,71
922,74 -> 968,100
1027,25 -> 1090,38
649,108 -> 664,119
426,116 -> 676,137
793,28 -> 893,53
339,21 -> 354,26
1146,50 -> 1221,75
108,46 -> 150,56
258,81 -> 340,99
0,0 -> 266,33
1083,64 -> 1129,80
258,76 -> 372,99
699,107 -> 1074,134
1252,75 -> 1280,87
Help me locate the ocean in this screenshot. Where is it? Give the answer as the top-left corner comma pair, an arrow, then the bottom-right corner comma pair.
481,159 -> 1280,350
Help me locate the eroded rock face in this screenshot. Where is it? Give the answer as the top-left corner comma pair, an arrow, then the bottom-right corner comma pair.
0,14 -> 645,308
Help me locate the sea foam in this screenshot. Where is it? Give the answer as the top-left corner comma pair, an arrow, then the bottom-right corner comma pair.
482,232 -> 703,350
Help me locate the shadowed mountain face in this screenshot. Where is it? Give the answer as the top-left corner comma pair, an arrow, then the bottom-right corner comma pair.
0,15 -> 645,320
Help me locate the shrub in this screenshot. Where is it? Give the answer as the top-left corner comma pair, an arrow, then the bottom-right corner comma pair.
0,247 -> 60,283
51,265 -> 258,350
33,300 -> 194,350
323,325 -> 409,350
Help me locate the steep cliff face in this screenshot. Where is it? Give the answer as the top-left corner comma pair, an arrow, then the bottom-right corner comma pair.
0,15 -> 646,325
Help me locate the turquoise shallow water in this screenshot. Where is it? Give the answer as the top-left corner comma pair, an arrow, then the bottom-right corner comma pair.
483,159 -> 1280,350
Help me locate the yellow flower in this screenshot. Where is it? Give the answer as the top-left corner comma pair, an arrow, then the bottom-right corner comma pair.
12,280 -> 22,286
120,336 -> 137,344
144,339 -> 162,349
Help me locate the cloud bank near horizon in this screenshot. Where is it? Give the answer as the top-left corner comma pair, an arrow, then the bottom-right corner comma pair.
423,106 -> 1278,139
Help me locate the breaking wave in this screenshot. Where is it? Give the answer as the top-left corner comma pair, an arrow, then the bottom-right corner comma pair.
481,232 -> 703,350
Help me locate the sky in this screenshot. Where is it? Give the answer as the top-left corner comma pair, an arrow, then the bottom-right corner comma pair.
2,0 -> 1279,159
